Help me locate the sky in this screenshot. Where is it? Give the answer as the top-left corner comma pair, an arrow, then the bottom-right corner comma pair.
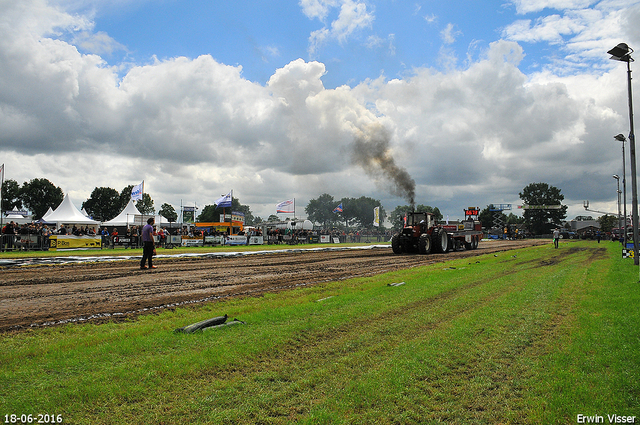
2,0 -> 640,223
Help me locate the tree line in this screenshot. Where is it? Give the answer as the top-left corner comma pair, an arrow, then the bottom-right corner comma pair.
2,179 -> 574,235
1,178 -> 174,222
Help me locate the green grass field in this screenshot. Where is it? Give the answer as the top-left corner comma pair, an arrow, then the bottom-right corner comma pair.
1,240 -> 638,424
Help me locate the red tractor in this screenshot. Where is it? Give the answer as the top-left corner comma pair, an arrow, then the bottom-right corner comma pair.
391,209 -> 483,255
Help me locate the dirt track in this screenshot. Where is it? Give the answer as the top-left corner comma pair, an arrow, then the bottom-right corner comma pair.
0,240 -> 548,332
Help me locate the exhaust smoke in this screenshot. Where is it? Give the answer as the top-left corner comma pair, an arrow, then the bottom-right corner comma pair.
352,123 -> 416,208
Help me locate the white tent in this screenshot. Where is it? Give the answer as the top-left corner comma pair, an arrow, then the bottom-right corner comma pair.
41,207 -> 54,221
46,194 -> 100,226
3,206 -> 31,225
102,199 -> 143,227
5,206 -> 25,219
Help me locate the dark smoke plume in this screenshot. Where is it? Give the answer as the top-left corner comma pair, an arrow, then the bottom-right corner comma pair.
352,123 -> 416,208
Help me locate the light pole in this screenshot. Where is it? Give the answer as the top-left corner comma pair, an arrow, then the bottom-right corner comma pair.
613,174 -> 622,242
608,43 -> 639,266
615,133 -> 629,247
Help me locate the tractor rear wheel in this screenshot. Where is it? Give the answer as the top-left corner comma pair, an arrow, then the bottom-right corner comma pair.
432,228 -> 449,253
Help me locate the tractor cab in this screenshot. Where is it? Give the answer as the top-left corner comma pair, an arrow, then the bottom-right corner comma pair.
401,212 -> 433,236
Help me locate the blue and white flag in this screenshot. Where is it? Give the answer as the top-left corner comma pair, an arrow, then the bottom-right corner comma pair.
215,191 -> 233,208
131,181 -> 143,201
333,203 -> 343,213
276,199 -> 294,213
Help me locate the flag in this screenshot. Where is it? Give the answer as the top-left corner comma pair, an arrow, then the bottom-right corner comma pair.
215,191 -> 233,208
131,181 -> 143,201
276,199 -> 294,213
373,206 -> 380,227
333,203 -> 343,213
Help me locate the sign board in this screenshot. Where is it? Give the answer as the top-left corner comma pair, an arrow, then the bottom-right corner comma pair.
248,236 -> 264,245
320,235 -> 332,243
225,235 -> 247,245
222,211 -> 245,224
181,236 -> 203,247
204,235 -> 225,245
519,204 -> 562,210
49,235 -> 102,251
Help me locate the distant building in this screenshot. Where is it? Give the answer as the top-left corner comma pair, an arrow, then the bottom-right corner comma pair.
569,218 -> 600,233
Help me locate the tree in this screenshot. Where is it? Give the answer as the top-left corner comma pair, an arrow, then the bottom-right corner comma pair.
82,187 -> 121,221
19,178 -> 64,220
506,213 -> 525,225
333,196 -> 385,229
519,182 -> 568,235
196,197 -> 254,224
136,193 -> 155,215
1,179 -> 22,212
232,199 -> 255,225
597,214 -> 617,233
118,185 -> 134,211
158,203 -> 178,222
197,205 -> 218,222
305,193 -> 338,228
267,214 -> 279,222
118,185 -> 154,215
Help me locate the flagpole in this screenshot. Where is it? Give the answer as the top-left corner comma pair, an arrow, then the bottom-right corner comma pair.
293,198 -> 296,220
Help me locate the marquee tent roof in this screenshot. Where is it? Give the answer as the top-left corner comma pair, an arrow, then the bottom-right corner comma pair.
102,199 -> 143,227
5,206 -> 26,219
45,194 -> 100,225
41,207 -> 54,221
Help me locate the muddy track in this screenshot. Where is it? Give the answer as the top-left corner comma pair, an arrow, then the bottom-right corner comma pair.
0,240 -> 548,332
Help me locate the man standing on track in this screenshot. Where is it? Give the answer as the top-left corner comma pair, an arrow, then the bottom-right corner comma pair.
140,217 -> 157,270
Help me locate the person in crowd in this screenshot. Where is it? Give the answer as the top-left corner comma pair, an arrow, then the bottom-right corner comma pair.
101,227 -> 109,248
58,224 -> 67,235
140,217 -> 157,270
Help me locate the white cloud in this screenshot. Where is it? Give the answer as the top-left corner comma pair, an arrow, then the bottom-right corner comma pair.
0,0 -> 633,221
72,30 -> 125,55
306,0 -> 375,55
501,1 -> 636,74
424,13 -> 437,24
299,0 -> 340,21
440,23 -> 461,45
509,0 -> 596,14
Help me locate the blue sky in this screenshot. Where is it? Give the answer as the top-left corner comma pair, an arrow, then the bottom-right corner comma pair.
88,0 -> 544,86
2,0 -> 640,222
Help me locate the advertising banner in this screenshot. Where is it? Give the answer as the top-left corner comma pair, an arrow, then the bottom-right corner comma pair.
248,236 -> 264,245
17,235 -> 40,249
181,236 -> 203,247
112,236 -> 136,247
320,235 -> 332,243
49,235 -> 102,251
204,236 -> 225,245
222,211 -> 245,223
225,235 -> 247,245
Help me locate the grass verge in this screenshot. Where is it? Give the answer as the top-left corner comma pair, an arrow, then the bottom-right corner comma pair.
0,240 -> 638,424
